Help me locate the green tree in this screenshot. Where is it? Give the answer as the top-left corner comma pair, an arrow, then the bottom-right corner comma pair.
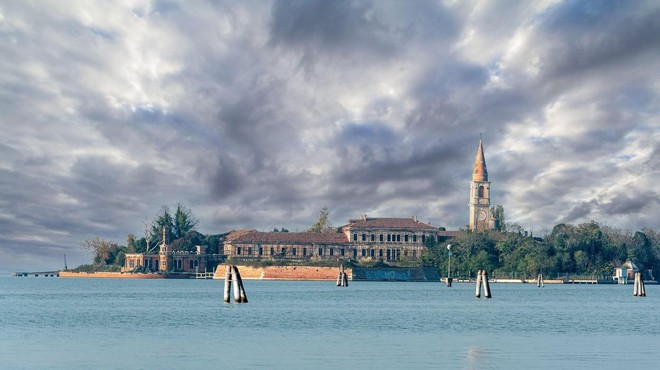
81,237 -> 124,266
173,204 -> 198,240
308,206 -> 334,233
150,206 -> 174,246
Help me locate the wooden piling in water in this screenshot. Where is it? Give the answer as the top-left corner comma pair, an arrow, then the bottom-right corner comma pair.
537,274 -> 544,288
223,265 -> 232,303
640,274 -> 646,297
483,270 -> 492,298
446,277 -> 453,287
232,266 -> 248,303
634,272 -> 646,297
475,270 -> 482,298
336,264 -> 348,287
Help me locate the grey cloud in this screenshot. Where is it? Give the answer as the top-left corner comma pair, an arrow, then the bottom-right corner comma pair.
530,1 -> 660,88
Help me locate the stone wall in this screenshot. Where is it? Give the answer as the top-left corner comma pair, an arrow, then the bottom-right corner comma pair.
213,265 -> 346,280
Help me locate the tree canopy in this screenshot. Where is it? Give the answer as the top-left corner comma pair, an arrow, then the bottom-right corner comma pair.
424,222 -> 660,279
307,206 -> 335,233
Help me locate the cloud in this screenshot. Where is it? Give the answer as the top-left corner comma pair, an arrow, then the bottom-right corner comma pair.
1,0 -> 660,272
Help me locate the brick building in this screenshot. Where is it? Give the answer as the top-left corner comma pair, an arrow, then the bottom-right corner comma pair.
223,216 -> 457,262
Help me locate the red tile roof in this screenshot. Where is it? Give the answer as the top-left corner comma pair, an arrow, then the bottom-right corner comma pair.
344,217 -> 435,230
226,230 -> 350,245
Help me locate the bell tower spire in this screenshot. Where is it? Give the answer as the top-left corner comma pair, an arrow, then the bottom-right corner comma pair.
469,137 -> 492,232
472,137 -> 488,182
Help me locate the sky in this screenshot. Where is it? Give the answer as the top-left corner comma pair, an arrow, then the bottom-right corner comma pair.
1,0 -> 659,272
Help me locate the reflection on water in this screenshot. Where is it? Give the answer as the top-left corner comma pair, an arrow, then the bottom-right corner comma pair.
0,278 -> 658,369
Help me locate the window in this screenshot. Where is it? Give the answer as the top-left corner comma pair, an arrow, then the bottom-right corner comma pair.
371,234 -> 375,241
380,234 -> 384,242
370,249 -> 375,257
396,235 -> 401,242
478,185 -> 485,197
281,248 -> 286,255
421,235 -> 426,243
303,248 -> 307,256
353,249 -> 357,258
330,248 -> 334,256
379,249 -> 383,257
387,234 -> 391,242
237,247 -> 242,255
292,248 -> 297,256
362,233 -> 366,241
404,235 -> 409,242
270,247 -> 275,255
189,260 -> 194,269
362,249 -> 366,257
194,260 -> 198,267
340,248 -> 345,256
248,247 -> 252,255
353,233 -> 358,241
319,247 -> 323,256
413,235 -> 417,243
259,247 -> 263,256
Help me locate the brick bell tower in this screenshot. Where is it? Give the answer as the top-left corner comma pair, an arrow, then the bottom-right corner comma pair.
469,138 -> 492,232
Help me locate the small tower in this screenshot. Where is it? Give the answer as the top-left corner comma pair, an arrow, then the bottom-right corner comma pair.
469,138 -> 492,232
158,226 -> 171,272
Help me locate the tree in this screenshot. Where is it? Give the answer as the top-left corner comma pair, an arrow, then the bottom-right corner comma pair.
150,206 -> 174,246
490,205 -> 505,232
308,206 -> 334,233
81,237 -> 123,266
173,204 -> 198,240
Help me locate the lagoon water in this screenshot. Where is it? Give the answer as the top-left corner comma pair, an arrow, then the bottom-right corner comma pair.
1,276 -> 658,369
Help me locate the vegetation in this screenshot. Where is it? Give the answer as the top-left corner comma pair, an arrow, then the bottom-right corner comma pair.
424,222 -> 660,279
79,204 -> 224,272
78,201 -> 659,279
307,206 -> 335,233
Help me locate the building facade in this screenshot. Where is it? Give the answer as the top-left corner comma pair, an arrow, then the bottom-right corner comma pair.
122,227 -> 218,274
223,216 -> 457,262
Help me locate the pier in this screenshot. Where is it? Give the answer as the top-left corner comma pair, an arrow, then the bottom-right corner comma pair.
12,271 -> 60,277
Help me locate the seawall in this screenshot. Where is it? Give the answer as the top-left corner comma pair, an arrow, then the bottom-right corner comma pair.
213,266 -> 343,280
59,271 -> 166,279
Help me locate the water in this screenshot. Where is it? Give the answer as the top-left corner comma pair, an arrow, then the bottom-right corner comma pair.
1,277 -> 658,369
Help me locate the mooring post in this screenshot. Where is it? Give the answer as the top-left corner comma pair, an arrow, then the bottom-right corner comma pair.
483,270 -> 492,298
343,269 -> 349,287
475,270 -> 482,298
446,277 -> 453,287
640,273 -> 646,297
233,266 -> 248,303
336,265 -> 342,286
231,265 -> 242,302
223,265 -> 232,303
634,272 -> 646,297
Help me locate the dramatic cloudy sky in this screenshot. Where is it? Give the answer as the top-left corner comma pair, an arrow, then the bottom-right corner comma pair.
1,0 -> 659,272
